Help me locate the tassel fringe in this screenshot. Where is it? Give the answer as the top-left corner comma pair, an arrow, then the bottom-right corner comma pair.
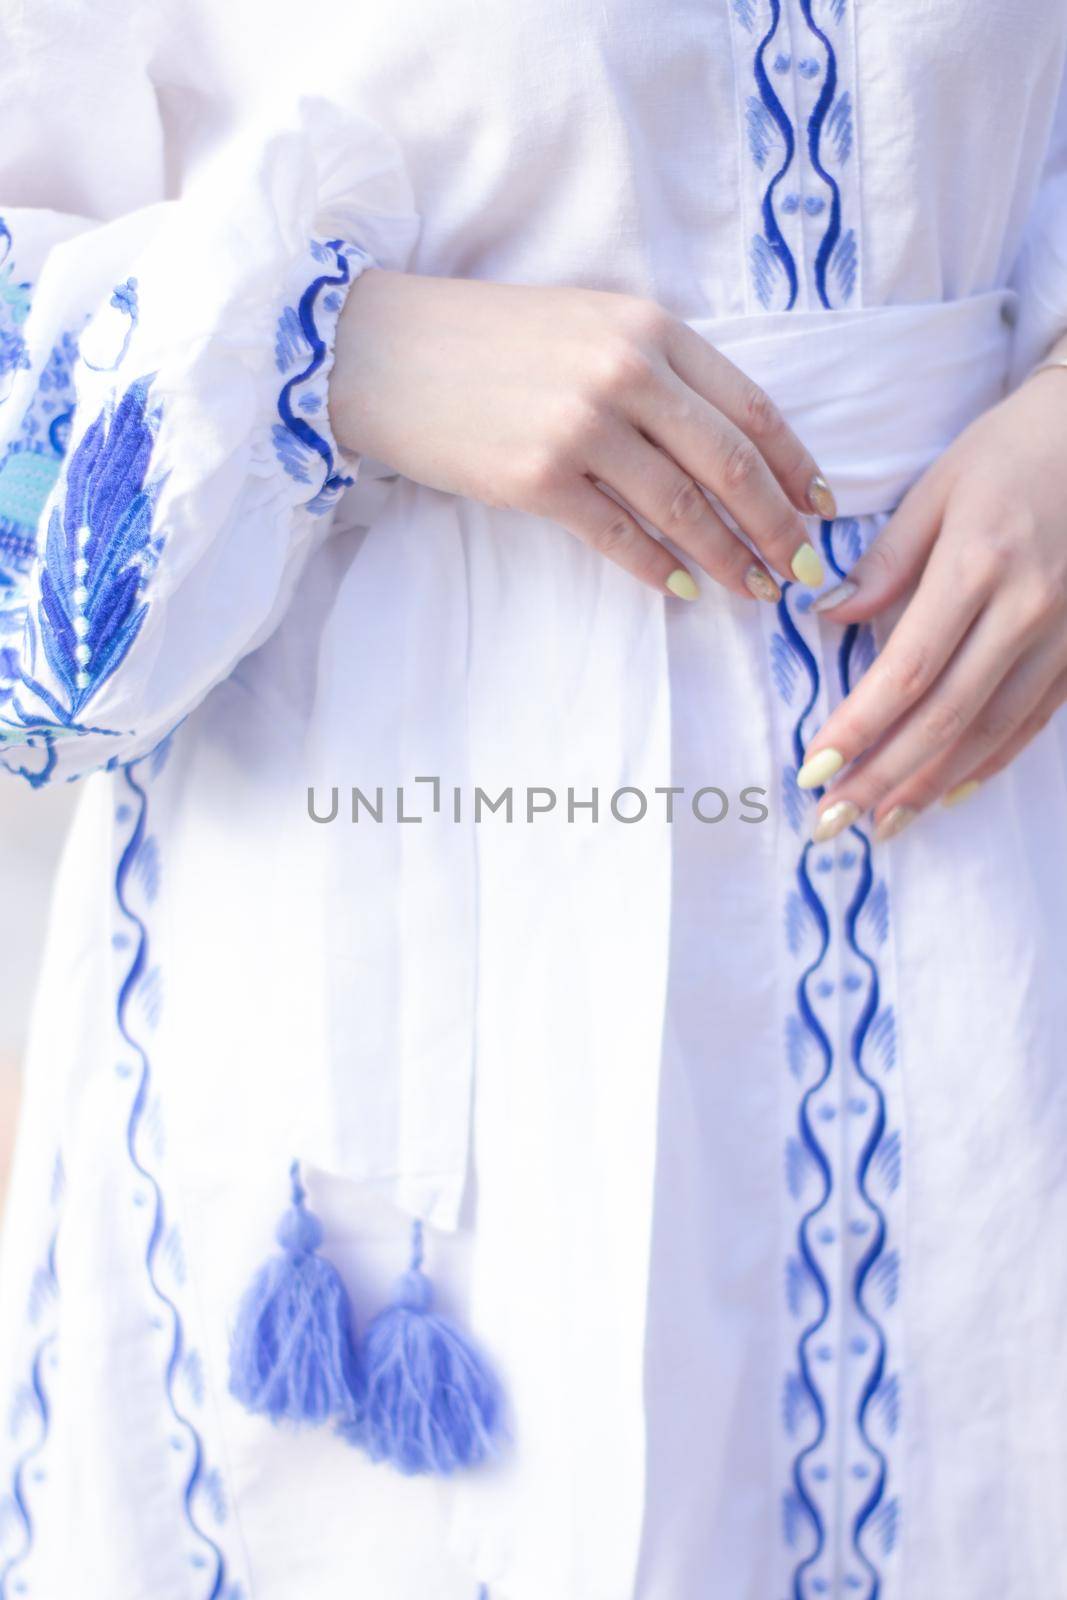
343,1220 -> 505,1475
228,1161 -> 364,1426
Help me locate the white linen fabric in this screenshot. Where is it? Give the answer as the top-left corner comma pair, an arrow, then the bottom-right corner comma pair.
1,3 -> 1066,1598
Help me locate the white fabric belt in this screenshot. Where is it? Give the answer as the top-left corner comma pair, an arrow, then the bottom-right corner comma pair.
689,289 -> 1018,517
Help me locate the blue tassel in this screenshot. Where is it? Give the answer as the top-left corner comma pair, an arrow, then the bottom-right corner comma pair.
228,1161 -> 364,1425
342,1220 -> 504,1474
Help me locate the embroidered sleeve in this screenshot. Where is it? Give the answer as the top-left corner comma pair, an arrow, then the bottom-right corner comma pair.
0,209 -> 385,788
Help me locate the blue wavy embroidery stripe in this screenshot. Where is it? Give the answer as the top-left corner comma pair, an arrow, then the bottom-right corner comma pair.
843,830 -> 890,1599
116,762 -> 227,1598
777,585 -> 835,1595
274,240 -> 354,510
819,519 -> 861,694
817,516 -> 894,1597
753,0 -> 799,309
0,1232 -> 58,1599
798,0 -> 843,308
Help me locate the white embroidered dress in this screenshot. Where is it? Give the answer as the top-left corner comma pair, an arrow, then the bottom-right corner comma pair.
1,3 -> 1066,1598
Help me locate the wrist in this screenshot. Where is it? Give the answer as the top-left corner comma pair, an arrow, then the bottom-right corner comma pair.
327,265 -> 392,456
1023,333 -> 1067,388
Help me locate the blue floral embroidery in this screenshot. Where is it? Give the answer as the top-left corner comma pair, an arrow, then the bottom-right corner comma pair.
0,334 -> 80,679
39,375 -> 164,711
0,375 -> 166,762
115,754 -> 241,1598
0,1157 -> 64,1599
83,278 -> 139,374
272,238 -> 369,516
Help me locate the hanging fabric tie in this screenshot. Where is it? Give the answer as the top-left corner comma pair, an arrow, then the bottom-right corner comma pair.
229,1160 -> 364,1425
342,1219 -> 505,1475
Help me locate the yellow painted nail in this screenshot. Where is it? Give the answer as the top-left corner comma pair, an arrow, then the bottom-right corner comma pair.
791,542 -> 825,588
811,799 -> 860,842
796,747 -> 844,790
875,804 -> 918,842
807,474 -> 838,520
942,779 -> 980,809
666,568 -> 700,601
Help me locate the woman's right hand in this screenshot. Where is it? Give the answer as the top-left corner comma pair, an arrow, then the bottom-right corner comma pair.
328,270 -> 836,602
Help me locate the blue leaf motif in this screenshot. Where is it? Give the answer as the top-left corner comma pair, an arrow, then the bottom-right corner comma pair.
868,1004 -> 897,1072
782,1487 -> 813,1548
870,1247 -> 900,1309
874,1127 -> 902,1193
746,96 -> 782,169
35,375 -> 164,719
752,233 -> 793,312
827,90 -> 853,164
782,1370 -> 813,1435
860,879 -> 890,947
830,227 -> 858,305
786,1011 -> 814,1078
771,631 -> 801,704
874,1373 -> 900,1436
870,1494 -> 900,1554
785,1137 -> 814,1200
785,889 -> 817,955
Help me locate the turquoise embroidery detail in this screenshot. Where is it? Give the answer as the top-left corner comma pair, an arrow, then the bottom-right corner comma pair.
0,220 -> 31,396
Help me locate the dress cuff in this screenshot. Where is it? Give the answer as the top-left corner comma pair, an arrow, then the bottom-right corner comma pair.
269,236 -> 374,517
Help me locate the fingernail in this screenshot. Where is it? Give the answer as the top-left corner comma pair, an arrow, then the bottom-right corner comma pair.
791,542 -> 825,589
812,579 -> 859,614
666,568 -> 700,600
796,747 -> 844,789
875,804 -> 918,842
942,779 -> 980,809
811,799 -> 860,842
744,563 -> 781,603
807,474 -> 838,520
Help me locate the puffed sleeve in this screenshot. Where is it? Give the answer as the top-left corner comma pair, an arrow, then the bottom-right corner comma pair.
0,95 -> 419,785
1008,58 -> 1067,385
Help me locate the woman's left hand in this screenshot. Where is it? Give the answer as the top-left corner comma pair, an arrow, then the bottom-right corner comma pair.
798,356 -> 1067,842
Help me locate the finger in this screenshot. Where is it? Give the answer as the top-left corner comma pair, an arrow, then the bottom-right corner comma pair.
964,666 -> 1067,788
810,463 -> 949,621
549,475 -> 702,599
589,425 -> 781,602
797,529 -> 991,787
664,321 -> 836,518
809,597 -> 1036,838
875,646 -> 1067,819
633,369 -> 823,588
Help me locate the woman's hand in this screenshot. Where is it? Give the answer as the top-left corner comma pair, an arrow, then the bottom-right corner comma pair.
800,355 -> 1067,842
329,269 -> 836,603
